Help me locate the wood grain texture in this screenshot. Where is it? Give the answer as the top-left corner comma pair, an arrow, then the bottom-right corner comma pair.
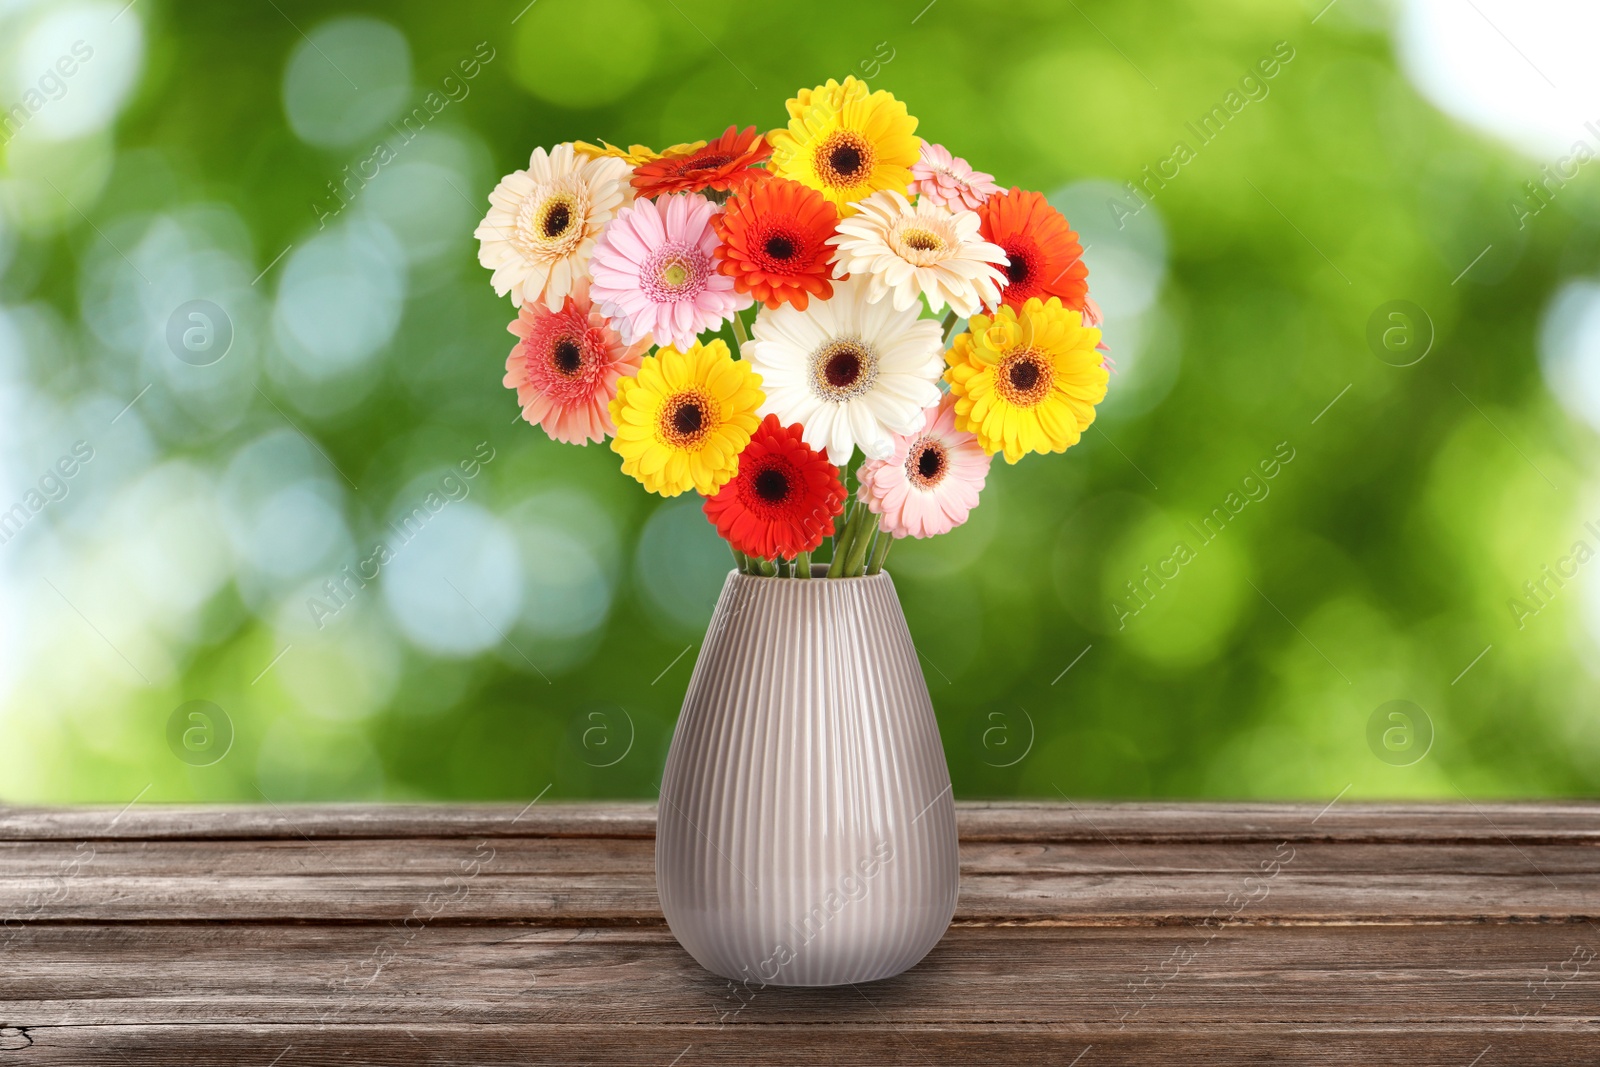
2,802 -> 1598,1065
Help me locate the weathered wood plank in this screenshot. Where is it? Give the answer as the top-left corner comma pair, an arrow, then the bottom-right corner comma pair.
1,802 -> 1595,1065
2,836 -> 1594,924
6,1024 -> 1595,1067
5,925 -> 1598,1026
3,801 -> 1597,841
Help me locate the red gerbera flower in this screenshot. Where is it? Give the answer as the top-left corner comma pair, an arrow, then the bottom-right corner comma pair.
631,125 -> 772,198
977,188 -> 1088,313
712,177 -> 840,310
703,414 -> 847,560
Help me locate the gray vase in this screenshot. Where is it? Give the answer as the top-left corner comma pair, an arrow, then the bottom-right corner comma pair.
655,567 -> 959,987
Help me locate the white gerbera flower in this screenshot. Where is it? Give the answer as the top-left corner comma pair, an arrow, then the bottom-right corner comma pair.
826,189 -> 1008,317
475,143 -> 632,311
744,275 -> 943,465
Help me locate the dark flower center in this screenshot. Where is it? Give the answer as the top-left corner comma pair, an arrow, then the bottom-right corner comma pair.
907,440 -> 949,489
672,402 -> 704,436
829,144 -> 864,178
811,339 -> 876,400
1009,360 -> 1041,392
753,466 -> 790,503
764,233 -> 797,260
543,203 -> 571,238
1006,252 -> 1031,284
684,153 -> 732,172
552,338 -> 582,375
824,350 -> 862,388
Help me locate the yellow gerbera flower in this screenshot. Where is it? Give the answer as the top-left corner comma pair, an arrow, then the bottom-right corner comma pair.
944,297 -> 1108,464
573,139 -> 708,166
573,140 -> 663,165
609,339 -> 765,496
767,76 -> 919,215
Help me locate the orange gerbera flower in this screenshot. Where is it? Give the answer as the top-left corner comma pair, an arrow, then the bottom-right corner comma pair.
631,125 -> 772,198
977,188 -> 1088,313
712,177 -> 839,310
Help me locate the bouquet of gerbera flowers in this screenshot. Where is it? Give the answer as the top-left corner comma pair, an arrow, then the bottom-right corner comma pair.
476,76 -> 1109,579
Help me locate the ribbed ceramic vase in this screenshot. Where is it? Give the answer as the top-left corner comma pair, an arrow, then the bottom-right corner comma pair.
656,567 -> 959,987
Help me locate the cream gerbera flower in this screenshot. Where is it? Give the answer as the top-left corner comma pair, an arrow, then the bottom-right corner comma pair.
827,190 -> 1008,317
476,143 -> 632,311
743,276 -> 943,465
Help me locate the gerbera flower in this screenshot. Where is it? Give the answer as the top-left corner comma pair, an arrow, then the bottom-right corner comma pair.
944,296 -> 1108,464
977,188 -> 1088,313
828,190 -> 1008,316
588,192 -> 753,351
703,414 -> 846,560
475,143 -> 632,311
573,140 -> 669,166
743,276 -> 942,465
909,142 -> 999,211
712,177 -> 839,310
1083,294 -> 1113,363
631,126 -> 772,198
767,76 -> 919,215
503,279 -> 649,445
608,338 -> 765,497
857,394 -> 992,538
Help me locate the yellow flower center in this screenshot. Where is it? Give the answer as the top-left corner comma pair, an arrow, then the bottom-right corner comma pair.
815,130 -> 876,189
659,390 -> 715,449
900,228 -> 944,253
995,349 -> 1054,408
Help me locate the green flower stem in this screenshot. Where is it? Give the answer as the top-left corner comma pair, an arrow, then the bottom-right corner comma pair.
841,508 -> 879,576
755,557 -> 776,577
795,550 -> 811,578
730,310 -> 751,355
827,503 -> 865,578
866,529 -> 894,574
731,546 -> 749,574
940,309 -> 960,343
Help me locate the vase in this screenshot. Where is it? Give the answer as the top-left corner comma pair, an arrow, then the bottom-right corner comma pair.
655,566 -> 960,988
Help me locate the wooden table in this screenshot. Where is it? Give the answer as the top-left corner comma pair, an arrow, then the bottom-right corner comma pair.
2,802 -> 1597,1064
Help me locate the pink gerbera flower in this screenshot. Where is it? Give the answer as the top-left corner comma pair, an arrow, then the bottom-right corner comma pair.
504,278 -> 649,445
588,193 -> 752,351
857,393 -> 992,539
1083,293 -> 1114,367
910,142 -> 1000,211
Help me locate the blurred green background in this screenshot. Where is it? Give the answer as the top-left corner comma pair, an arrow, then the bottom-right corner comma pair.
3,0 -> 1599,805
